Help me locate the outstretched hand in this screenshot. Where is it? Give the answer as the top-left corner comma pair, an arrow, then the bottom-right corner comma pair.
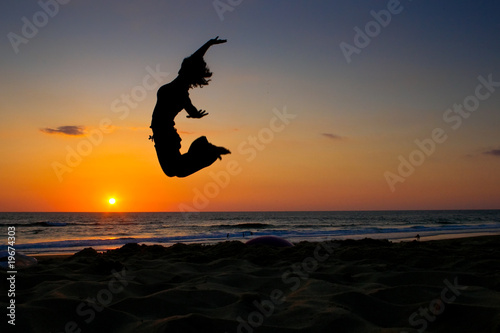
187,109 -> 209,119
209,36 -> 227,45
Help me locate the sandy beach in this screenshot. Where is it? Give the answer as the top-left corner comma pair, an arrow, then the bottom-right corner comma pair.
4,235 -> 500,333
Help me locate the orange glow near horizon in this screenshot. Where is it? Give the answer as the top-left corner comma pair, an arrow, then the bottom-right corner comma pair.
0,121 -> 499,212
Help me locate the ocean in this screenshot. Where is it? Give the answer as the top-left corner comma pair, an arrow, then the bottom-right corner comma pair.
1,210 -> 500,255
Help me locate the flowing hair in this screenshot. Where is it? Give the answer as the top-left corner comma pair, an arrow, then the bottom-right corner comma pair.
178,56 -> 213,88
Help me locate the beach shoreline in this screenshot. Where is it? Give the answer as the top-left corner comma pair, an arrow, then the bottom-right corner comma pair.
6,210 -> 500,257
26,230 -> 500,257
3,234 -> 500,332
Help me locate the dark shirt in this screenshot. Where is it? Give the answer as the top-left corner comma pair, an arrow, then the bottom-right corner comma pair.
151,82 -> 191,130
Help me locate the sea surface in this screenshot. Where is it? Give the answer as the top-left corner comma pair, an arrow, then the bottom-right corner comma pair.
1,210 -> 500,255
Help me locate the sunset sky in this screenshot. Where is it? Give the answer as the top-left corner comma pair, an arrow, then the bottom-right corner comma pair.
1,0 -> 499,212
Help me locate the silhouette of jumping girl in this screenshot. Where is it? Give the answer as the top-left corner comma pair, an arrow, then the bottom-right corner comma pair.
150,36 -> 230,177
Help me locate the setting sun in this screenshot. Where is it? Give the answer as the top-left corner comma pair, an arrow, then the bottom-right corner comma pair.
108,198 -> 116,205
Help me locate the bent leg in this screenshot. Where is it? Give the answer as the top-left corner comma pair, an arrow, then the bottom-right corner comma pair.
155,148 -> 182,178
175,136 -> 230,177
152,127 -> 183,177
155,136 -> 230,178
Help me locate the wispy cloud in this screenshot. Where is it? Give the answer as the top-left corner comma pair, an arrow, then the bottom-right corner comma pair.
126,126 -> 150,131
40,126 -> 86,136
484,149 -> 500,157
322,133 -> 343,140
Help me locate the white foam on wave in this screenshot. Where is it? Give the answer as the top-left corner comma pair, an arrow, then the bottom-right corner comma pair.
13,222 -> 500,255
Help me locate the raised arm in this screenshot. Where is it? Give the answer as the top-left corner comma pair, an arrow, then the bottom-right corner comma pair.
191,36 -> 227,59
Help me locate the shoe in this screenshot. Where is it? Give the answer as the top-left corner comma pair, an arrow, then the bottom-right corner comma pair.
214,146 -> 231,160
